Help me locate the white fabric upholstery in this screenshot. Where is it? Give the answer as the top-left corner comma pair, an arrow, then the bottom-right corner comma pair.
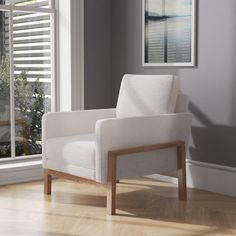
42,74 -> 192,184
116,149 -> 177,179
46,133 -> 95,169
46,134 -> 96,180
116,74 -> 179,118
175,93 -> 189,113
47,160 -> 96,180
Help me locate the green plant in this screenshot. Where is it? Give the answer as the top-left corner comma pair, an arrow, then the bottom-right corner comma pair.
0,57 -> 51,157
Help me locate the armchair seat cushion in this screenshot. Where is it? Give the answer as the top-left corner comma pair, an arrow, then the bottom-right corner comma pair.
46,133 -> 96,171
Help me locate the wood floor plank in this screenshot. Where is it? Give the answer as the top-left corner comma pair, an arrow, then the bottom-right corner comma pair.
0,178 -> 236,236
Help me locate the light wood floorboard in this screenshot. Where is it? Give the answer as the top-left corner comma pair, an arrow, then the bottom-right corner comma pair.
0,178 -> 236,236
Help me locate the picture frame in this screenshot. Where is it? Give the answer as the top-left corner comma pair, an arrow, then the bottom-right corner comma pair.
142,0 -> 197,67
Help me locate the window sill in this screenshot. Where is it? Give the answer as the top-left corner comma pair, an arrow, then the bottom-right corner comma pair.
0,159 -> 43,185
0,155 -> 42,164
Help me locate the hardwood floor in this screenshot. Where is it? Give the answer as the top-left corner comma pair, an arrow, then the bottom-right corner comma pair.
0,178 -> 236,236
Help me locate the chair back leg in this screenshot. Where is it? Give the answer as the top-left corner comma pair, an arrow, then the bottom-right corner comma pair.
44,169 -> 52,195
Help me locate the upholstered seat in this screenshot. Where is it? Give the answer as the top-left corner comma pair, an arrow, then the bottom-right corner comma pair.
46,133 -> 96,179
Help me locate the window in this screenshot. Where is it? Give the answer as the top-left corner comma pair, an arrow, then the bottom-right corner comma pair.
0,0 -> 55,159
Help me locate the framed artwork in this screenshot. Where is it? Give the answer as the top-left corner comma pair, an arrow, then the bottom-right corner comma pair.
143,0 -> 197,67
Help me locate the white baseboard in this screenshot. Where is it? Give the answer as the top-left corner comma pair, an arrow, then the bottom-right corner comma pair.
1,159 -> 236,198
149,159 -> 236,197
0,160 -> 43,185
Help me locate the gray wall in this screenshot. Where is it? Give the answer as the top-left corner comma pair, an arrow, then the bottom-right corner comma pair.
84,0 -> 112,109
111,0 -> 236,167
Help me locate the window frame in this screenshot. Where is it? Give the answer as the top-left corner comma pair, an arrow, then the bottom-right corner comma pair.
0,0 -> 56,162
142,0 -> 197,67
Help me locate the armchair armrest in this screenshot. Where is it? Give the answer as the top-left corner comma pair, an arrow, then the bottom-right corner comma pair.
42,108 -> 116,140
95,113 -> 192,182
42,108 -> 116,163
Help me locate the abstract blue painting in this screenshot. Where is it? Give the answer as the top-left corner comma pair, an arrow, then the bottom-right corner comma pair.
143,0 -> 196,66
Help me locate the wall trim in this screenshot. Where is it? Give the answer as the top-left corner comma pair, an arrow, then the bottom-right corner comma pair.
2,159 -> 236,198
0,161 -> 43,185
149,159 -> 236,197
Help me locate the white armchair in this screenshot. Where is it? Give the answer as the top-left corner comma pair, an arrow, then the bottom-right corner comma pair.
42,74 -> 192,215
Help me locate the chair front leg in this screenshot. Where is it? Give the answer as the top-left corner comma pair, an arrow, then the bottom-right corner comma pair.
107,153 -> 117,215
177,143 -> 187,200
44,169 -> 52,195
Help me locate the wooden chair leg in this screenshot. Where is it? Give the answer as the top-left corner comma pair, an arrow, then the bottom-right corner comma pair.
107,153 -> 117,215
177,144 -> 187,200
44,169 -> 52,195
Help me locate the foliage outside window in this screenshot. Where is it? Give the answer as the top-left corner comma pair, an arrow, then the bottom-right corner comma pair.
0,57 -> 50,157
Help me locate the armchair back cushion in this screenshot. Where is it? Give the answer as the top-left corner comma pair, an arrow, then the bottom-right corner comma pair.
116,74 -> 179,118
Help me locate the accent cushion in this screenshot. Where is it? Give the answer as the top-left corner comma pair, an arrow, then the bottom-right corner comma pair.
116,74 -> 179,118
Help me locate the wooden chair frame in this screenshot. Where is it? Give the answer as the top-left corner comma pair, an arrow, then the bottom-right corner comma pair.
44,141 -> 186,215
